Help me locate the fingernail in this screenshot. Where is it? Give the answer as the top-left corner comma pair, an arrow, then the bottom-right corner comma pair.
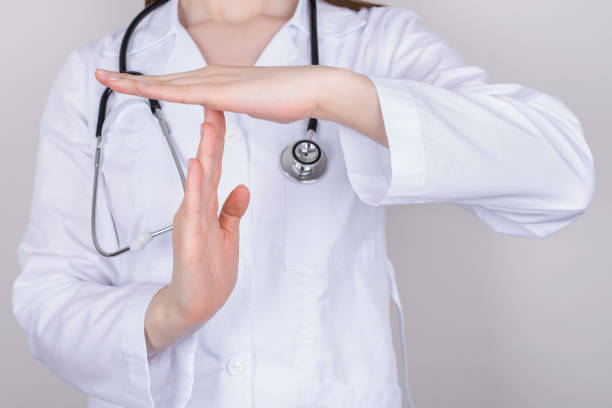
96,69 -> 120,80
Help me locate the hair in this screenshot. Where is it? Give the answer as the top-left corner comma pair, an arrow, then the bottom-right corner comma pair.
145,0 -> 384,11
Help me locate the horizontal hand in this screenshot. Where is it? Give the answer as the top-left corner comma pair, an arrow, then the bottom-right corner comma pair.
95,64 -> 330,124
95,64 -> 388,147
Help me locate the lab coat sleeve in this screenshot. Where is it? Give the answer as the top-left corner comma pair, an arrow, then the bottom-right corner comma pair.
336,9 -> 595,238
12,49 -> 196,408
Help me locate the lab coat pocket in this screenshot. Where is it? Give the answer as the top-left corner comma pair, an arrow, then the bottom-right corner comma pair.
295,253 -> 402,408
283,120 -> 372,270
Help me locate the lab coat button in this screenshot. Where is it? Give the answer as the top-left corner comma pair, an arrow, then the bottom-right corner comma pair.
227,359 -> 246,376
226,128 -> 243,145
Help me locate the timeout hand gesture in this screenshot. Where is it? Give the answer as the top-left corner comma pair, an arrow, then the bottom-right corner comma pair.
94,63 -> 387,355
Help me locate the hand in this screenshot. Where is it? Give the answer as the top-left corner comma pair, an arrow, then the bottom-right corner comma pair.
95,64 -> 389,147
95,64 -> 328,124
144,109 -> 250,356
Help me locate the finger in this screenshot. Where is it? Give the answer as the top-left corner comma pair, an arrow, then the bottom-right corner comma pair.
96,65 -> 235,84
177,158 -> 204,236
219,184 -> 250,235
95,67 -> 205,84
195,122 -> 218,196
204,109 -> 226,137
103,78 -> 206,104
95,69 -> 216,105
204,109 -> 226,186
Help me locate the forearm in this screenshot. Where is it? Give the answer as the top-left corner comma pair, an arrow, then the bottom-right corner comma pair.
314,66 -> 389,148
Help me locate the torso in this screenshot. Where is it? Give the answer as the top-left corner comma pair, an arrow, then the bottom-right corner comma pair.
83,2 -> 408,406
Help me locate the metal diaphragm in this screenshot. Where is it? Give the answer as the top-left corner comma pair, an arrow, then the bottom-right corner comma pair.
280,139 -> 327,183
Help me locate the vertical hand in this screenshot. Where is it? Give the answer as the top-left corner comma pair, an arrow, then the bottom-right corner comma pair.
144,109 -> 250,356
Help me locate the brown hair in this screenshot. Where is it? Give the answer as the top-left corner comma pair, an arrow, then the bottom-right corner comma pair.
145,0 -> 383,11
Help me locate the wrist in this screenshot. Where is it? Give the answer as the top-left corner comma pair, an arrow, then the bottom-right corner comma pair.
310,65 -> 344,120
144,284 -> 192,356
311,66 -> 371,121
311,67 -> 388,147
144,285 -> 170,356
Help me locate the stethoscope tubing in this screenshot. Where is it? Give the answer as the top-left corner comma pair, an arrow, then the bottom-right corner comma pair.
91,0 -> 321,257
91,105 -> 185,256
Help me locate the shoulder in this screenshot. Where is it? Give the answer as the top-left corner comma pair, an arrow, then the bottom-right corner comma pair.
323,3 -> 460,73
52,2 -> 177,108
322,2 -> 455,61
319,0 -> 421,26
360,4 -> 422,30
47,29 -> 123,123
71,28 -> 125,71
314,0 -> 422,39
358,5 -> 450,51
44,2 -> 172,130
328,3 -> 477,83
71,0 -> 176,71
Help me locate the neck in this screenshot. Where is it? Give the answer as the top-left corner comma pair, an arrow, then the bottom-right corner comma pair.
179,0 -> 299,27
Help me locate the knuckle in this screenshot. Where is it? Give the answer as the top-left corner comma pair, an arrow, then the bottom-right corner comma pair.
175,204 -> 192,223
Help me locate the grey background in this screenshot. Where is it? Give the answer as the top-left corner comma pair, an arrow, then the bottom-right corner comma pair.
1,0 -> 610,407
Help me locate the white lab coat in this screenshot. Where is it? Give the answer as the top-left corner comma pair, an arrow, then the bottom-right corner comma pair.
12,0 -> 595,407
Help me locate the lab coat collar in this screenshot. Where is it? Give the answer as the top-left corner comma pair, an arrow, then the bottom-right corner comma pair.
101,0 -> 367,57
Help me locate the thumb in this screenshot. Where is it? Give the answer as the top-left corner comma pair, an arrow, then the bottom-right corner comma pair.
219,184 -> 250,234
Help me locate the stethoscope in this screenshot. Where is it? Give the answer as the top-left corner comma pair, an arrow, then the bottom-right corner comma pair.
92,0 -> 325,257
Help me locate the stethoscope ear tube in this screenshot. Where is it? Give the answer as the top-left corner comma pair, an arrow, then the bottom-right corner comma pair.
119,0 -> 171,73
95,71 -> 156,137
95,88 -> 113,138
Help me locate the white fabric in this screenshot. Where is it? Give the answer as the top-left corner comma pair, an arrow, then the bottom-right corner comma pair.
12,0 -> 594,407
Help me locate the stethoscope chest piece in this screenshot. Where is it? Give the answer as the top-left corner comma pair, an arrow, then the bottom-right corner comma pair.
281,132 -> 327,183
